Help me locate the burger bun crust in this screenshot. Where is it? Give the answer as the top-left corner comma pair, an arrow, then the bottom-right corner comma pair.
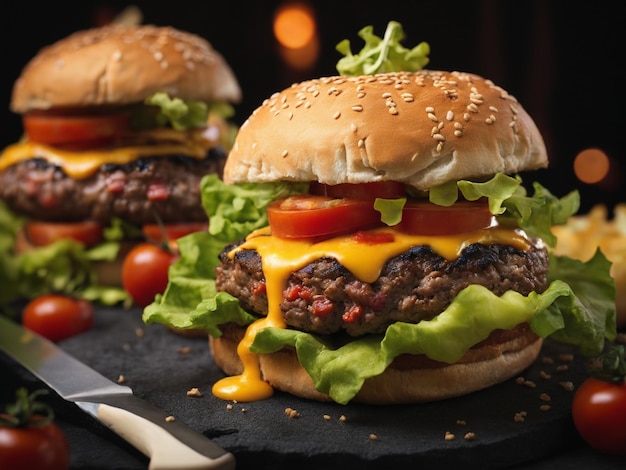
11,24 -> 241,113
224,71 -> 547,191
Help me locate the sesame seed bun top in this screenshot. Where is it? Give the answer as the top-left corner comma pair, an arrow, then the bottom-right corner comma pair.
11,24 -> 241,113
224,70 -> 547,190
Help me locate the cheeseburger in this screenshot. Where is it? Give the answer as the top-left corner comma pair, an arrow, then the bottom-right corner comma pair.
144,24 -> 615,405
0,24 -> 241,291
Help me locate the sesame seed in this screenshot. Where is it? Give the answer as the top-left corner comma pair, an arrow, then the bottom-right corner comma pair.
281,150 -> 288,158
305,102 -> 312,109
388,107 -> 398,115
433,133 -> 445,141
454,130 -> 463,137
436,142 -> 444,153
425,106 -> 435,113
489,105 -> 499,112
333,111 -> 341,119
352,105 -> 363,112
467,103 -> 479,113
446,111 -> 454,121
427,113 -> 438,122
350,123 -> 357,132
358,139 -> 365,148
165,416 -> 176,422
463,113 -> 471,121
382,92 -> 392,99
357,92 -> 366,99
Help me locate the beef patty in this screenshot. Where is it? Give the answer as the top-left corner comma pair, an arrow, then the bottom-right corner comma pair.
0,147 -> 226,225
215,240 -> 549,336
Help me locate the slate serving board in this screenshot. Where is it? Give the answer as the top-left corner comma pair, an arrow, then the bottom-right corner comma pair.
1,306 -> 623,470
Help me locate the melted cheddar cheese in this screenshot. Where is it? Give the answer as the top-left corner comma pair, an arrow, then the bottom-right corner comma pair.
0,128 -> 212,179
211,225 -> 531,401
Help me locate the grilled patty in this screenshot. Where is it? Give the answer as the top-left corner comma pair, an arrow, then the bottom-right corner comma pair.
0,148 -> 226,224
215,240 -> 549,336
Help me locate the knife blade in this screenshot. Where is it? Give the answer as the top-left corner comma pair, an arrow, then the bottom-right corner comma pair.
0,315 -> 235,470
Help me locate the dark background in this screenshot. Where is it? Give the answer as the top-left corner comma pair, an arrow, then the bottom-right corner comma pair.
2,0 -> 624,213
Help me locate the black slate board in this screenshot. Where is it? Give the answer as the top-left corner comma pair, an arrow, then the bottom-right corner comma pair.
1,306 -> 623,470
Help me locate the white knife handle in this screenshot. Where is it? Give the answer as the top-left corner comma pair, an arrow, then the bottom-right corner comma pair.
97,403 -> 234,470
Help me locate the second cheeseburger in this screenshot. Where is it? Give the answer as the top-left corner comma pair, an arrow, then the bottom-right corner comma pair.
0,24 -> 241,290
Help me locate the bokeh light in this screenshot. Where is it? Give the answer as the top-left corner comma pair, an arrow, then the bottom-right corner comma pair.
274,2 -> 315,49
273,2 -> 319,71
573,148 -> 610,184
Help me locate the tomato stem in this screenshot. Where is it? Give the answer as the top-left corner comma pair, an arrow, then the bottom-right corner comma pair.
587,344 -> 626,384
0,388 -> 54,428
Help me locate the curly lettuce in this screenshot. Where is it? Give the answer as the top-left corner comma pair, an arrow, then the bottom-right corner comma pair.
336,21 -> 430,75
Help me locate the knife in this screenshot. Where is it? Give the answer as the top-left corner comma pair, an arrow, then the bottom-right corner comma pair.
0,315 -> 235,470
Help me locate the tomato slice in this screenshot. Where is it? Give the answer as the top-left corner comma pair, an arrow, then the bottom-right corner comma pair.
25,221 -> 104,247
397,200 -> 494,235
309,181 -> 406,200
142,222 -> 209,244
23,112 -> 130,148
267,195 -> 382,239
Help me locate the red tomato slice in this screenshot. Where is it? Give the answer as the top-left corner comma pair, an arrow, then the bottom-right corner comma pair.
309,181 -> 406,200
23,113 -> 130,148
25,221 -> 104,247
397,200 -> 493,235
142,222 -> 209,244
267,195 -> 382,239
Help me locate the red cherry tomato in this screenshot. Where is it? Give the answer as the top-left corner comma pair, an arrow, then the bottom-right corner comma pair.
22,295 -> 95,342
0,389 -> 70,470
23,112 -> 130,149
25,221 -> 104,247
572,376 -> 626,455
267,195 -> 382,239
397,200 -> 493,235
122,243 -> 176,307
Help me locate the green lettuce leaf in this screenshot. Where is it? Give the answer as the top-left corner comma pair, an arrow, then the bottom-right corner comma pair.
144,92 -> 209,130
0,202 -> 130,310
143,175 -> 306,329
251,275 -> 613,404
336,21 -> 430,76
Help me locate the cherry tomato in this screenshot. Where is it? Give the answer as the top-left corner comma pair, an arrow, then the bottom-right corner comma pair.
572,376 -> 626,455
0,389 -> 70,470
267,195 -> 382,239
23,112 -> 130,149
122,243 -> 176,307
397,200 -> 493,235
309,181 -> 407,200
22,294 -> 95,342
25,221 -> 104,247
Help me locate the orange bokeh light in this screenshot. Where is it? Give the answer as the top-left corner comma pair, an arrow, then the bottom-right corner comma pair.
273,3 -> 316,49
573,148 -> 610,184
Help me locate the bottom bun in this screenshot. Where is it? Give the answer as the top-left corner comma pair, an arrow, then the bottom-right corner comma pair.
210,323 -> 543,404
